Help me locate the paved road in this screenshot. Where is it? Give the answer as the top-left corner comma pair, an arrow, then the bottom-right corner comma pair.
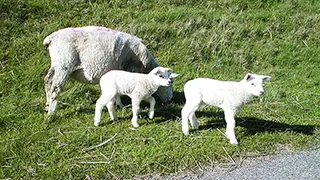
163,148 -> 320,180
200,148 -> 320,180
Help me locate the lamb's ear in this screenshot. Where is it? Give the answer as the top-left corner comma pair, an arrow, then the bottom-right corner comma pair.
244,73 -> 253,81
170,73 -> 179,79
263,75 -> 272,81
150,67 -> 160,75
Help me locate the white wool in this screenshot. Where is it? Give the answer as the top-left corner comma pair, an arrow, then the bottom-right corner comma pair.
94,67 -> 179,127
43,26 -> 173,115
181,73 -> 271,145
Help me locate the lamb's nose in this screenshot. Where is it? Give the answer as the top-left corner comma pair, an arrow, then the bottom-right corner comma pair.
260,91 -> 265,95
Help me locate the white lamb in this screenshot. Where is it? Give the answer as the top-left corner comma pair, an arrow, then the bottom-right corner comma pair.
181,73 -> 271,145
94,67 -> 179,127
43,26 -> 174,115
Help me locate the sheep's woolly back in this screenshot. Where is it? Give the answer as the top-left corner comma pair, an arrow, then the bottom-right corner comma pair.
43,26 -> 159,83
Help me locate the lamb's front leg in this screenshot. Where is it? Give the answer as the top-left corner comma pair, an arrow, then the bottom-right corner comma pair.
131,97 -> 141,127
146,96 -> 156,119
223,109 -> 238,145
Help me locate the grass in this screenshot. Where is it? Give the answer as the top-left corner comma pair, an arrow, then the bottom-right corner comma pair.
1,0 -> 320,179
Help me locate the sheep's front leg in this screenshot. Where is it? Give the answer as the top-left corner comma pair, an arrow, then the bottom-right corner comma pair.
146,96 -> 156,119
44,67 -> 69,116
131,97 -> 141,127
44,67 -> 54,112
223,109 -> 238,145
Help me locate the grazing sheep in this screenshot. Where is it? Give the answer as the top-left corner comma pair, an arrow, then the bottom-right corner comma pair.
181,73 -> 271,144
43,26 -> 173,115
94,67 -> 179,127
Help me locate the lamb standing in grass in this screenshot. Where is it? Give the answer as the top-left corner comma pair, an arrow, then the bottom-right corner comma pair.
94,67 -> 179,127
43,26 -> 174,115
181,73 -> 271,144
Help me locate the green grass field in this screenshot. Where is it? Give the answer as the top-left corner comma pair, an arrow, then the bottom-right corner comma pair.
1,0 -> 320,179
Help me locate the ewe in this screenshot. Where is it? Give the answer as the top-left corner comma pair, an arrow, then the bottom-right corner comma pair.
94,67 -> 179,127
43,26 -> 173,115
181,73 -> 271,144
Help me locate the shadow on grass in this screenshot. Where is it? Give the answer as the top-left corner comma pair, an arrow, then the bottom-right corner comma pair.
237,117 -> 316,135
193,111 -> 316,136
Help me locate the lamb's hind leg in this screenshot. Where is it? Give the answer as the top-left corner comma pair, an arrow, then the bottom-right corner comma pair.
181,102 -> 200,135
94,93 -> 117,126
45,66 -> 70,116
189,112 -> 199,130
115,94 -> 124,108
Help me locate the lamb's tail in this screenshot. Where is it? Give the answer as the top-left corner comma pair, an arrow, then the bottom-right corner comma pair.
43,32 -> 57,48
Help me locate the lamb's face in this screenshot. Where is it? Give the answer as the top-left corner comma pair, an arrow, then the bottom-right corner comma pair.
150,67 -> 179,86
154,74 -> 171,87
243,73 -> 271,97
149,67 -> 179,102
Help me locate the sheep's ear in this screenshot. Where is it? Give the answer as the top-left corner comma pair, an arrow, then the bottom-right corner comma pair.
170,73 -> 179,79
263,75 -> 272,81
244,73 -> 253,81
150,67 -> 160,75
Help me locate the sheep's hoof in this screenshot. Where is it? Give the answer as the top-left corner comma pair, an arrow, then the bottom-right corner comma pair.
94,122 -> 99,127
132,123 -> 139,128
44,105 -> 49,112
148,112 -> 154,119
182,131 -> 189,136
229,139 -> 238,145
44,113 -> 56,122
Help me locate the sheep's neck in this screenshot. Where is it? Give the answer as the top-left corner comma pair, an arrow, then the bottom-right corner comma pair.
237,82 -> 254,105
144,77 -> 159,95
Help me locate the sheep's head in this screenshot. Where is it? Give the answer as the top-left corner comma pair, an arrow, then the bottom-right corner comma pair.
149,67 -> 179,103
242,73 -> 271,97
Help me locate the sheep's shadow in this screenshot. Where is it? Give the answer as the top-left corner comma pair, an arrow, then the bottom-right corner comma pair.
237,117 -> 316,135
171,91 -> 186,105
193,111 -> 316,136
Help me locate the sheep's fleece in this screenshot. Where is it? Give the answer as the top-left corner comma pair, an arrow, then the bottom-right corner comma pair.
43,26 -> 173,114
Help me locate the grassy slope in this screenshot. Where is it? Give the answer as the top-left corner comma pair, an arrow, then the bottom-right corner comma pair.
1,0 -> 319,179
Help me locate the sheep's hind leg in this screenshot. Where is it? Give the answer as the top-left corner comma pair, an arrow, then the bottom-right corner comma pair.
146,96 -> 156,119
115,94 -> 124,108
94,94 -> 116,126
189,112 -> 199,130
94,95 -> 107,126
181,102 -> 199,135
106,98 -> 118,121
131,97 -> 141,127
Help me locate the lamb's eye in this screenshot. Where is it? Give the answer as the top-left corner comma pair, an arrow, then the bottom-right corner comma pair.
159,75 -> 164,78
251,83 -> 255,86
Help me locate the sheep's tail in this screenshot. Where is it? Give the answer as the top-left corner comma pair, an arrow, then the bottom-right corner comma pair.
43,32 -> 57,48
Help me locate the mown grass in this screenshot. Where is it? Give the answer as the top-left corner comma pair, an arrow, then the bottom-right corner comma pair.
1,0 -> 320,179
